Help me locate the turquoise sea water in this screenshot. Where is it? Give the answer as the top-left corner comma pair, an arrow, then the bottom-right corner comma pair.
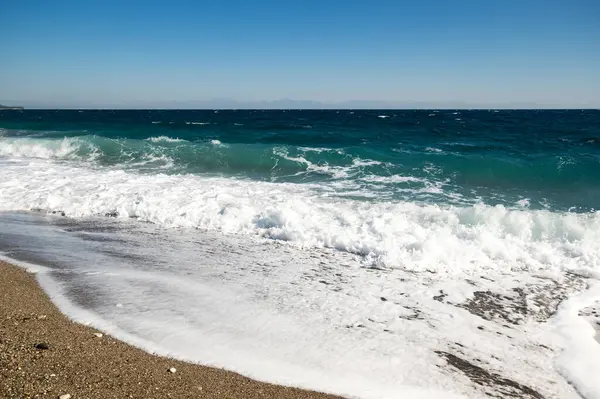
1,109 -> 599,212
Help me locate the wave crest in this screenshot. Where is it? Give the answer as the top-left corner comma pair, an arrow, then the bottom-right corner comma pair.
0,137 -> 98,160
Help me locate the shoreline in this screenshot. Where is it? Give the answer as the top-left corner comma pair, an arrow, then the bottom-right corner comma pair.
0,261 -> 341,399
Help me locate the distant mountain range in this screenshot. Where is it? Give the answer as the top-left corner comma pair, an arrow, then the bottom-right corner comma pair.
0,104 -> 24,110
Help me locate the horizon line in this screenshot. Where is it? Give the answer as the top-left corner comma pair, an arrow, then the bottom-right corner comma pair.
3,107 -> 599,111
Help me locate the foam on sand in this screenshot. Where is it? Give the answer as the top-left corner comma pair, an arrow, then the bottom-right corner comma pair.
550,282 -> 600,399
0,212 -> 595,398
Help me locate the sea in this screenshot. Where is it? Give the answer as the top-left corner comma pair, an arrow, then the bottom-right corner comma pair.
1,109 -> 599,398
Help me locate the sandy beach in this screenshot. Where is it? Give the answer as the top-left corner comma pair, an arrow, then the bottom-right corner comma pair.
0,261 -> 341,399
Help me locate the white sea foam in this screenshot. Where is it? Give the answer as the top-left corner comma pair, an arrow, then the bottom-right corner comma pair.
185,121 -> 211,125
145,136 -> 187,143
127,153 -> 175,169
360,174 -> 424,184
351,158 -> 383,167
274,150 -> 381,179
297,146 -> 338,153
425,147 -> 443,153
378,115 -> 390,119
273,147 -> 352,179
1,159 -> 599,275
516,198 -> 531,208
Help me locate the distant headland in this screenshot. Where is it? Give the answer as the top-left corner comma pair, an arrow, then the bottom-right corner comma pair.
0,104 -> 24,110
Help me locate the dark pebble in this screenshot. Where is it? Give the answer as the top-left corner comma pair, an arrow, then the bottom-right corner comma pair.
380,297 -> 387,302
34,342 -> 49,350
477,326 -> 484,331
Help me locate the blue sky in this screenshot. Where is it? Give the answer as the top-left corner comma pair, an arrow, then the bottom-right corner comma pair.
1,0 -> 599,108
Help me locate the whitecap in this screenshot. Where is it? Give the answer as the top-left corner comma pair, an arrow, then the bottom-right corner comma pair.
0,137 -> 98,161
360,175 -> 424,184
516,198 -> 531,208
146,136 -> 187,143
298,147 -> 338,154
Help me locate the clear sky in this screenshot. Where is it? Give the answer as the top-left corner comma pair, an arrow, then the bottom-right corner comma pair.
1,0 -> 599,108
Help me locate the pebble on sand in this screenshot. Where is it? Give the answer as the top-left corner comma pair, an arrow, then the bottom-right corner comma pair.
35,342 -> 50,350
168,367 -> 177,373
93,333 -> 103,338
59,394 -> 72,399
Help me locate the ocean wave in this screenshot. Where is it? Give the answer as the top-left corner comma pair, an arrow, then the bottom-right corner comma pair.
273,147 -> 351,179
0,137 -> 98,160
1,133 -> 599,212
1,161 -> 599,274
0,136 -> 390,182
273,148 -> 383,180
126,153 -> 176,169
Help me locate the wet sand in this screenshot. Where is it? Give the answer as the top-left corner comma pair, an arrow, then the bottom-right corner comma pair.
0,261 -> 342,399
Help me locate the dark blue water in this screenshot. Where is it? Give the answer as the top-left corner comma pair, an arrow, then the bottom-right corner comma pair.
1,109 -> 599,211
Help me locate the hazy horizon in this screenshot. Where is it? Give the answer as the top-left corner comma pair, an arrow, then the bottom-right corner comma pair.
2,98 -> 599,110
